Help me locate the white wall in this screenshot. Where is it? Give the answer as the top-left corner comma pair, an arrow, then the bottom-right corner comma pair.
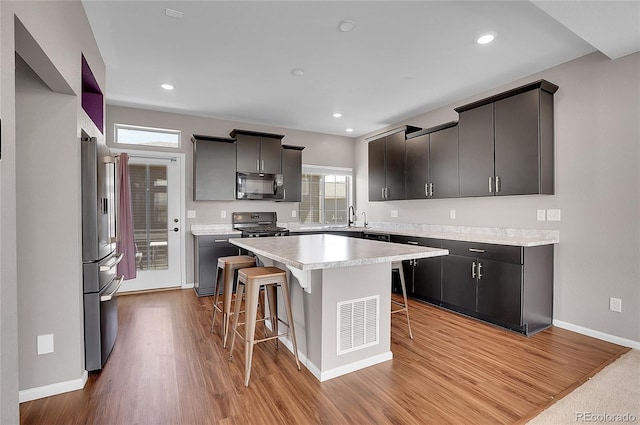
0,0 -> 105,415
354,52 -> 640,344
105,105 -> 356,284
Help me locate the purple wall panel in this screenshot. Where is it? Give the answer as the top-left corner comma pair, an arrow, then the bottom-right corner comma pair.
81,54 -> 104,134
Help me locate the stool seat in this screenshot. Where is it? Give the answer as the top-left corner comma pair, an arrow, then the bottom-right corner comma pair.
228,266 -> 301,386
211,255 -> 256,348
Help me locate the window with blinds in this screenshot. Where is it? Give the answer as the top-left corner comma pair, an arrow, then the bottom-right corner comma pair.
130,163 -> 169,270
299,165 -> 352,225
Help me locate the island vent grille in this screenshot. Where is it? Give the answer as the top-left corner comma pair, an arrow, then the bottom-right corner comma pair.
337,295 -> 379,355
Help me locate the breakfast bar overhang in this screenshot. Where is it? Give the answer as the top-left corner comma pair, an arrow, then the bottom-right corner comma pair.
230,234 -> 449,382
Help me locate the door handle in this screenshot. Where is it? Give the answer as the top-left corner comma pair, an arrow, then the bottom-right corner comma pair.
495,176 -> 501,193
488,177 -> 493,193
472,261 -> 477,279
477,262 -> 483,279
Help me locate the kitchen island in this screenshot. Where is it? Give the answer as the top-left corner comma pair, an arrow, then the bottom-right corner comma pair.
230,234 -> 448,381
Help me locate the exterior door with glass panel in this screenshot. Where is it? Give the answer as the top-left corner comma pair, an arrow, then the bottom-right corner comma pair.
121,155 -> 182,291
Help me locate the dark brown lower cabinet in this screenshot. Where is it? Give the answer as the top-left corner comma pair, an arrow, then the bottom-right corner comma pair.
194,235 -> 241,297
441,240 -> 553,335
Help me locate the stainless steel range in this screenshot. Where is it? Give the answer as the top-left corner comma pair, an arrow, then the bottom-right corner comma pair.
232,212 -> 289,237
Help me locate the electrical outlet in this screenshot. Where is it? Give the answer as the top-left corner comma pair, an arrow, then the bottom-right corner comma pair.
537,209 -> 546,221
609,297 -> 622,313
450,210 -> 456,219
390,210 -> 399,218
547,209 -> 561,221
291,210 -> 297,218
37,334 -> 54,355
187,210 -> 196,219
220,210 -> 226,219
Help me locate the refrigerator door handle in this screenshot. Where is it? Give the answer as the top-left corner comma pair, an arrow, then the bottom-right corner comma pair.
99,253 -> 124,272
100,275 -> 124,302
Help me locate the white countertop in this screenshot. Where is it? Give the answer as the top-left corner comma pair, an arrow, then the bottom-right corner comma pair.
229,234 -> 448,271
191,222 -> 559,247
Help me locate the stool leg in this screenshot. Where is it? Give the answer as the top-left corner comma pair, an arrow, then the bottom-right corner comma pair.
211,265 -> 223,334
222,265 -> 235,348
228,280 -> 245,362
397,263 -> 413,339
265,284 -> 278,349
279,277 -> 301,371
243,280 -> 261,387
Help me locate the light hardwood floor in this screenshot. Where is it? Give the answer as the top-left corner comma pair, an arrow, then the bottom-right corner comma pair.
20,289 -> 628,425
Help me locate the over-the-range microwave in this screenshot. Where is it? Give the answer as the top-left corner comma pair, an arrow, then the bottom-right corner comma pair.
236,172 -> 284,200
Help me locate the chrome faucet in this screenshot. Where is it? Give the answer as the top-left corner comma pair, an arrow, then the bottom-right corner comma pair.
362,211 -> 368,228
348,206 -> 355,227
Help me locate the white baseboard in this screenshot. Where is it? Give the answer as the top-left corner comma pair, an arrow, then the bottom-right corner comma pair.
269,322 -> 393,382
553,320 -> 640,349
181,282 -> 194,289
19,370 -> 88,403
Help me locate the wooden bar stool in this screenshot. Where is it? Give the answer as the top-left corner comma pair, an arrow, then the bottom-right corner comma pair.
391,261 -> 413,339
211,255 -> 256,348
228,266 -> 301,387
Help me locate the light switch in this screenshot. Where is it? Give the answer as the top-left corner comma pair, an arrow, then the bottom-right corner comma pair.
291,210 -> 297,218
547,209 -> 561,221
37,334 -> 54,355
390,210 -> 399,218
187,210 -> 196,219
450,210 -> 456,219
220,210 -> 226,219
537,209 -> 546,221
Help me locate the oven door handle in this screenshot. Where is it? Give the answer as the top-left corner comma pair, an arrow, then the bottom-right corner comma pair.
100,275 -> 124,302
99,253 -> 124,272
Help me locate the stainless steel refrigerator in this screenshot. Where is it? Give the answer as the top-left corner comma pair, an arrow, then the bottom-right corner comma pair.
81,135 -> 123,371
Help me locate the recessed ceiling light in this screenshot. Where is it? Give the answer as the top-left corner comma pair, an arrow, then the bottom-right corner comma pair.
346,128 -> 354,133
333,113 -> 342,118
291,68 -> 305,77
161,83 -> 174,90
338,20 -> 355,32
476,32 -> 496,45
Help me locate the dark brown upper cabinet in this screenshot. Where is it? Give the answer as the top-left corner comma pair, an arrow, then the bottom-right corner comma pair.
280,145 -> 305,202
231,129 -> 284,175
191,135 -> 236,201
405,122 -> 459,199
455,80 -> 558,197
368,126 -> 421,201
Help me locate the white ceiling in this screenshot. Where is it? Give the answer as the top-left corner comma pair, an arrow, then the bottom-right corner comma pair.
82,1 -> 639,138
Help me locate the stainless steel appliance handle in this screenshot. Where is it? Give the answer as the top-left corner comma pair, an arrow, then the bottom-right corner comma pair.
472,261 -> 477,279
469,248 -> 486,253
100,275 -> 124,302
99,253 -> 124,272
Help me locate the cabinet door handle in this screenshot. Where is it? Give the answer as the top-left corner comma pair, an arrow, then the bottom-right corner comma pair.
261,160 -> 265,171
407,241 -> 419,245
256,159 -> 260,171
478,262 -> 483,279
430,182 -> 434,197
425,183 -> 429,198
213,239 -> 227,243
472,261 -> 477,279
495,176 -> 501,193
488,177 -> 493,193
382,187 -> 386,199
469,248 -> 486,253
